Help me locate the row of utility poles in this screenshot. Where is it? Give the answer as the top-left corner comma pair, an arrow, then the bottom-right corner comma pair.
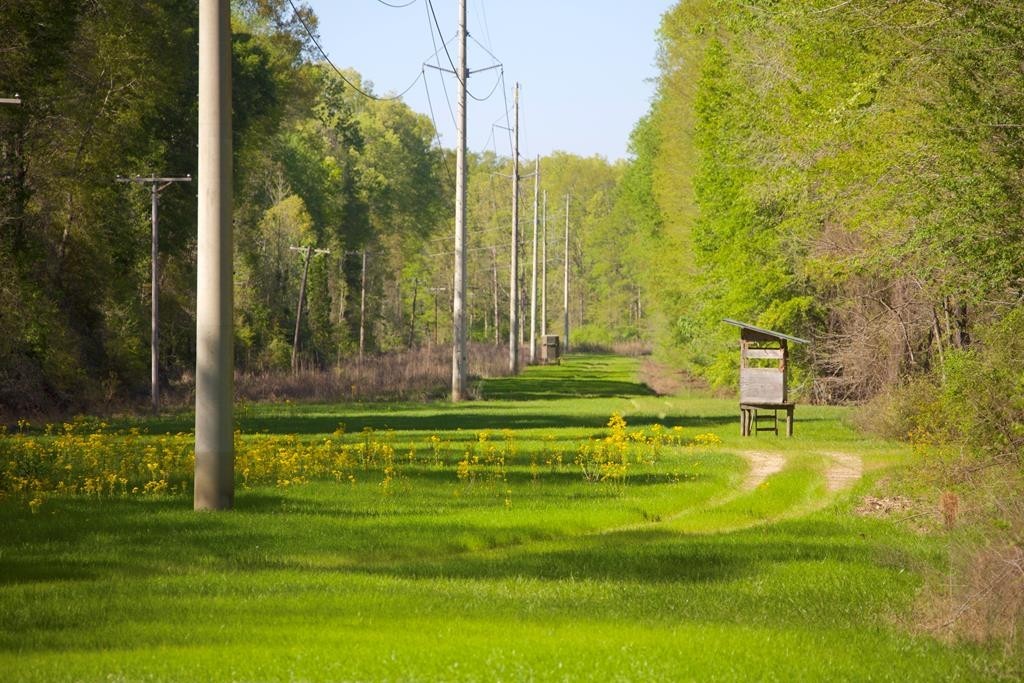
503,85 -> 571,377
449,0 -> 573,400
187,0 -> 572,509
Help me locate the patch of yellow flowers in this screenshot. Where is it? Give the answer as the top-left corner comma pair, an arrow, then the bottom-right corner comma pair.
574,413 -> 721,484
2,414 -> 723,510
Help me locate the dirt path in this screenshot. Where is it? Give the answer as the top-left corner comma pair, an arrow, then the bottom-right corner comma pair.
741,451 -> 786,491
824,452 -> 863,492
600,449 -> 864,537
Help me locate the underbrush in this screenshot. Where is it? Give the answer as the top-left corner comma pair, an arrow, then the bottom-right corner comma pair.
858,309 -> 1024,665
234,343 -> 510,402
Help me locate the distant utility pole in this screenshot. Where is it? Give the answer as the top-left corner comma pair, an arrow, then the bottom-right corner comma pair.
564,193 -> 571,353
408,278 -> 419,347
508,82 -> 520,374
428,286 -> 448,346
529,155 -> 540,363
195,0 -> 233,511
541,190 -> 547,337
491,246 -> 499,345
359,249 -> 368,362
116,174 -> 191,413
451,0 -> 469,401
288,244 -> 330,372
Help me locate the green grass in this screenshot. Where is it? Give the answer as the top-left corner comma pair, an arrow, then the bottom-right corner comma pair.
0,355 -> 1002,680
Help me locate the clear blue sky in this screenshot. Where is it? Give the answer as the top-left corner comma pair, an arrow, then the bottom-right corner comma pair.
303,0 -> 675,161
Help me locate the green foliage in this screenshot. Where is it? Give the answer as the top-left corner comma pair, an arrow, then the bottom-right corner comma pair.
901,309 -> 1024,462
0,1 -> 454,410
618,0 -> 1024,402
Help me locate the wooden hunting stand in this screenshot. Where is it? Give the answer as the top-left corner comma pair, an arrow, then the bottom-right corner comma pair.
723,319 -> 809,437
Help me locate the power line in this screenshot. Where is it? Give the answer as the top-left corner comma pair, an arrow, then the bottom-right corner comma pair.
426,0 -> 462,84
467,66 -> 503,103
499,70 -> 514,156
423,2 -> 458,128
375,0 -> 418,7
421,69 -> 454,185
286,0 -> 423,102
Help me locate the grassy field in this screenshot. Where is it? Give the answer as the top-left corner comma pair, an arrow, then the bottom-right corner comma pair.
0,355 -> 1004,680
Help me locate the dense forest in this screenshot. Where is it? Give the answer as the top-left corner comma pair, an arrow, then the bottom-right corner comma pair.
2,0 -> 1023,441
612,0 -> 1024,457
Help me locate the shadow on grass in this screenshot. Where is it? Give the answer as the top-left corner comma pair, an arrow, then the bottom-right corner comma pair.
235,412 -> 736,435
0,488 -> 897,593
480,376 -> 657,401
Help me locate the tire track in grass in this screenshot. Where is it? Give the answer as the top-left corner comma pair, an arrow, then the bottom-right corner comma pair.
610,450 -> 864,536
740,451 -> 786,491
824,452 -> 863,492
601,450 -> 786,535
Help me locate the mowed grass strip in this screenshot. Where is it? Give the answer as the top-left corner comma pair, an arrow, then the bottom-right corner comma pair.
0,356 -> 999,680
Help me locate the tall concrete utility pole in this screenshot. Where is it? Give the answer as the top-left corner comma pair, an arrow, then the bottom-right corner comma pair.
116,175 -> 191,412
451,0 -> 469,401
195,0 -> 233,511
289,245 -> 330,372
508,82 -> 520,374
563,193 -> 570,354
529,156 -> 539,364
541,190 -> 547,337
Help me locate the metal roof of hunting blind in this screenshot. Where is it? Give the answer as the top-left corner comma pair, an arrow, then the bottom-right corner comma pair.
722,319 -> 810,345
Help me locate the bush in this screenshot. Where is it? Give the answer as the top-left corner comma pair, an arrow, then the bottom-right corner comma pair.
884,309 -> 1024,655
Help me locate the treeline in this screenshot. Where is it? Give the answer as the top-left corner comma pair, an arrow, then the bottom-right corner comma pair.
0,1 -> 630,414
617,0 -> 1024,406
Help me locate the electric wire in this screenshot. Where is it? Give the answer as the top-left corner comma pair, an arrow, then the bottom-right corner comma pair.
286,0 -> 422,102
420,70 -> 455,186
467,66 -> 503,103
423,1 -> 458,128
374,0 -> 418,7
425,0 -> 462,84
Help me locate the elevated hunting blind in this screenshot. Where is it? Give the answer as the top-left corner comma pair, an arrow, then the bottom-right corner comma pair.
723,319 -> 809,437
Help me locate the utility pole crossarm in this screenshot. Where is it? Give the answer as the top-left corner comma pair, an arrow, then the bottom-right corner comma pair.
117,175 -> 192,183
0,96 -> 22,105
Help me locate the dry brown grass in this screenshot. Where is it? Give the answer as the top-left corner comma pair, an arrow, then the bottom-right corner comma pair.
914,465 -> 1024,673
232,343 -> 511,403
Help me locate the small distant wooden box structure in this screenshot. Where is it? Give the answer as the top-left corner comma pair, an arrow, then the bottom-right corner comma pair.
723,319 -> 809,437
541,335 -> 561,364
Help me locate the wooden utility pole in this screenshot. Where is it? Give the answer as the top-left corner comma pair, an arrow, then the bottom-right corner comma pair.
116,174 -> 190,412
289,245 -> 330,372
508,82 -> 520,374
541,190 -> 547,337
359,249 -> 368,362
428,286 -> 447,346
195,0 -> 233,511
564,193 -> 570,353
409,278 -> 419,347
529,156 -> 539,363
451,0 -> 469,401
